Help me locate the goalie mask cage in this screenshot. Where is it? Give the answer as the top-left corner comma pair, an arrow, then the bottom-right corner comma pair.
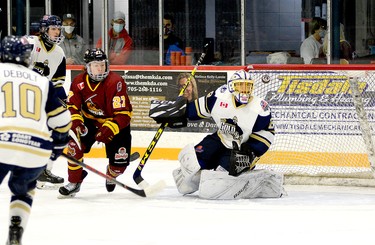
249,65 -> 375,187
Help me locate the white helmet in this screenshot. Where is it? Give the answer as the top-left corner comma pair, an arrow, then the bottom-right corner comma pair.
227,70 -> 254,104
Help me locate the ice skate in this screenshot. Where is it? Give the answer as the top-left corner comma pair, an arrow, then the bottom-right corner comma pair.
58,170 -> 87,198
36,169 -> 64,189
105,165 -> 117,192
7,216 -> 23,245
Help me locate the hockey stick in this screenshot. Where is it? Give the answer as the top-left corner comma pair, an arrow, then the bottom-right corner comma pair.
68,129 -> 140,161
60,153 -> 164,197
133,44 -> 208,189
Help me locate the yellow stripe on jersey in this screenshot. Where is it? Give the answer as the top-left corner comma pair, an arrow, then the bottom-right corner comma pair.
53,121 -> 72,134
51,76 -> 66,82
114,111 -> 133,118
194,99 -> 208,119
0,126 -> 50,138
0,143 -> 51,158
103,121 -> 120,135
68,163 -> 83,170
250,133 -> 272,148
47,105 -> 67,117
71,113 -> 84,122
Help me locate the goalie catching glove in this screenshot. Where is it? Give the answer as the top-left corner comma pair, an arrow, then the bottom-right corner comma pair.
229,141 -> 256,176
149,96 -> 187,128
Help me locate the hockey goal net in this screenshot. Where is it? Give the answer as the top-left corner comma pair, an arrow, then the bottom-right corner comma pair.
250,65 -> 375,186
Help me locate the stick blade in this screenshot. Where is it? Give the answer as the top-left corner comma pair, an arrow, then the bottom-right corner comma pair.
130,152 -> 140,162
144,180 -> 167,197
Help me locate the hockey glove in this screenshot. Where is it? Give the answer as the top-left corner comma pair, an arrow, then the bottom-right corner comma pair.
149,96 -> 187,128
50,131 -> 69,161
71,115 -> 88,136
229,141 -> 256,176
32,61 -> 50,76
95,121 -> 119,144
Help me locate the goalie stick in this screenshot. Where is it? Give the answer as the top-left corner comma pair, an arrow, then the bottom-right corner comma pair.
133,44 -> 208,189
60,153 -> 164,197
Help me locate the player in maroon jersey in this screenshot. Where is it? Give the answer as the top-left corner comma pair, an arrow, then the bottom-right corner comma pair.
59,48 -> 133,197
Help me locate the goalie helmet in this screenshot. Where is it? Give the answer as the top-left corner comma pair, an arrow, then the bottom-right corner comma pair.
84,48 -> 109,82
39,15 -> 64,44
0,35 -> 33,66
227,69 -> 254,104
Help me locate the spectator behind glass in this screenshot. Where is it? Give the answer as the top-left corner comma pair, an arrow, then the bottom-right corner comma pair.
96,11 -> 133,65
177,72 -> 198,102
60,13 -> 86,65
323,23 -> 353,64
300,17 -> 327,64
164,14 -> 184,65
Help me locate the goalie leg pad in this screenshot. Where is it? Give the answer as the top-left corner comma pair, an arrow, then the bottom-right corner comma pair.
172,168 -> 201,194
172,144 -> 202,194
198,169 -> 286,200
178,143 -> 201,176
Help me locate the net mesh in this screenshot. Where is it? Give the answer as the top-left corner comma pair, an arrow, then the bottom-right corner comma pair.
250,69 -> 375,183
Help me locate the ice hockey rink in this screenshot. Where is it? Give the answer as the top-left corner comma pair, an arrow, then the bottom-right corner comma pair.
1,157 -> 375,245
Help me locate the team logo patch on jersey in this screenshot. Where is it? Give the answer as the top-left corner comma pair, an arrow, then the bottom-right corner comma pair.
220,102 -> 228,108
67,141 -> 78,157
117,81 -> 122,92
77,82 -> 85,90
220,117 -> 243,141
85,96 -> 104,116
220,85 -> 228,93
115,147 -> 129,160
195,145 -> 204,153
0,132 -> 11,141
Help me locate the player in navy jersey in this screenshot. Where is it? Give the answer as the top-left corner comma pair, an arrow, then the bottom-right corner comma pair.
151,69 -> 284,199
59,48 -> 133,197
0,35 -> 71,244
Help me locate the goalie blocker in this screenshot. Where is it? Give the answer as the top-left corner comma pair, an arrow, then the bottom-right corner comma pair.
149,96 -> 188,128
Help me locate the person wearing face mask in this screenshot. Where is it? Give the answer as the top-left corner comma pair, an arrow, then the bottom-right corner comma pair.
164,14 -> 184,65
300,17 -> 327,64
96,11 -> 133,65
60,13 -> 86,65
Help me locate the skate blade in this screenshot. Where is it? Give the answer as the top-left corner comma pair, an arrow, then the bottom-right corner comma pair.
57,193 -> 77,199
36,181 -> 63,190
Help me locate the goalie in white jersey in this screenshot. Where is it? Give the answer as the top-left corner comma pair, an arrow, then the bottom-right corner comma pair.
0,35 -> 71,244
150,69 -> 284,199
25,14 -> 68,187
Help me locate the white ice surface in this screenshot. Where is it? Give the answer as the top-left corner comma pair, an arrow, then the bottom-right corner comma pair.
1,158 -> 375,245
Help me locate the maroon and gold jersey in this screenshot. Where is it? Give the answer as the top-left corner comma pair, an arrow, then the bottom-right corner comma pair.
67,71 -> 132,130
